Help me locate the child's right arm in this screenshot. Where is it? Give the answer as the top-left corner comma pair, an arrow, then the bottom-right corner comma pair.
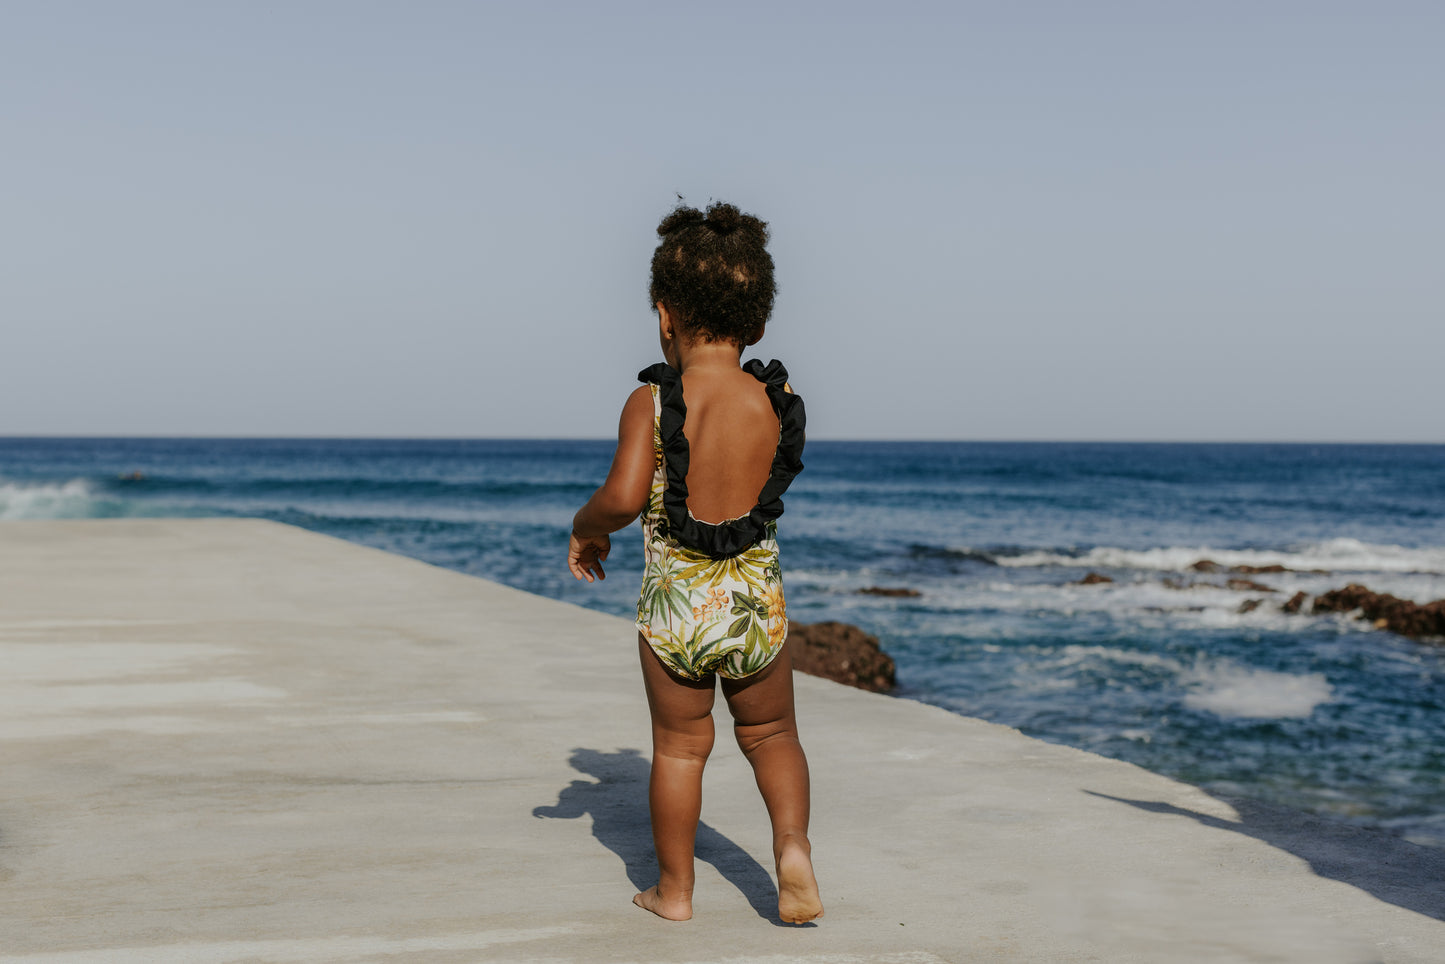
568,385 -> 655,582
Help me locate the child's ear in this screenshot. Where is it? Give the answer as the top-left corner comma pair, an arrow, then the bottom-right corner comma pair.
745,324 -> 765,347
657,303 -> 676,341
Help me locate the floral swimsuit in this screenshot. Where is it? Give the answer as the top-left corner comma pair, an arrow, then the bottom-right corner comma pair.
635,360 -> 806,681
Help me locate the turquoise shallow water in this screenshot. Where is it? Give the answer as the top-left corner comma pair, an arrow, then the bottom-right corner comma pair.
4,438 -> 1443,845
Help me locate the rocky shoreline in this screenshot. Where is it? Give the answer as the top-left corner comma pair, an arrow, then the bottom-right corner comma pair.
1074,561 -> 1445,643
1295,583 -> 1445,639
793,560 -> 1444,695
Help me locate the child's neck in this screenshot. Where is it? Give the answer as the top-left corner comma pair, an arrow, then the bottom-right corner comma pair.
670,338 -> 743,374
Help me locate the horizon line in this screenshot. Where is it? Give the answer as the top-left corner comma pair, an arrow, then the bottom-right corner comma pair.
2,434 -> 1442,446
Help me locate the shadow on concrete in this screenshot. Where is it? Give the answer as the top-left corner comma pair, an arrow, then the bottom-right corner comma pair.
533,748 -> 785,923
1085,790 -> 1445,921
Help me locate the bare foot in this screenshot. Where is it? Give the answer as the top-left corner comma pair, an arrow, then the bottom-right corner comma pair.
776,838 -> 823,924
633,885 -> 692,921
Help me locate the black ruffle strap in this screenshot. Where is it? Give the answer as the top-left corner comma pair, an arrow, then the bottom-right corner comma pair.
637,359 -> 806,559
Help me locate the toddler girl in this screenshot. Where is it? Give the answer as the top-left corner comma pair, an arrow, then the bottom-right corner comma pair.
568,201 -> 822,924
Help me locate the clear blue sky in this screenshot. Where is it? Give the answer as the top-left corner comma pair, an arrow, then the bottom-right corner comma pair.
3,2 -> 1440,440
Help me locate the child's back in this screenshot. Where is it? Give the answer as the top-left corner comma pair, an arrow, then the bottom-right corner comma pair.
679,365 -> 780,524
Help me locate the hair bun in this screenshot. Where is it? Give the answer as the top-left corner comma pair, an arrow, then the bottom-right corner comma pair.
656,200 -> 768,241
656,206 -> 706,237
706,201 -> 768,241
704,202 -> 742,235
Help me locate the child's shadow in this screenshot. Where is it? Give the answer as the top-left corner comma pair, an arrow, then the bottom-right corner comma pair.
532,747 -> 784,923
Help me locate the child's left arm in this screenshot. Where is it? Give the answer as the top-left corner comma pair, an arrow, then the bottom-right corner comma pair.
569,385 -> 655,582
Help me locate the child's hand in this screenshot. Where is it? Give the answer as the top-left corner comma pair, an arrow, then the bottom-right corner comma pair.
569,531 -> 610,582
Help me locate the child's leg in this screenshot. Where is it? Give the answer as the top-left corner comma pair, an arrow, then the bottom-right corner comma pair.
635,633 -> 717,921
720,640 -> 823,923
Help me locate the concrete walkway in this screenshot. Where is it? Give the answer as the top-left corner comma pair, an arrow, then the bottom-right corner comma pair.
0,519 -> 1441,963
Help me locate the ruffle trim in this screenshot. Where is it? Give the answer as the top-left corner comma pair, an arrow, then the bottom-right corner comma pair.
637,359 -> 806,559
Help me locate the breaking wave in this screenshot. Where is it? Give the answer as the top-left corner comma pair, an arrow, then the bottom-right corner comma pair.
982,538 -> 1445,575
1028,646 -> 1334,719
0,479 -> 112,520
1180,663 -> 1334,719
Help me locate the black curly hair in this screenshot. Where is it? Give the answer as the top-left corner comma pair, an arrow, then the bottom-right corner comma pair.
649,201 -> 776,347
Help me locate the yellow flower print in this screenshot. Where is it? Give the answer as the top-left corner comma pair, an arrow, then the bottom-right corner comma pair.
767,612 -> 787,649
692,586 -> 729,621
759,584 -> 784,621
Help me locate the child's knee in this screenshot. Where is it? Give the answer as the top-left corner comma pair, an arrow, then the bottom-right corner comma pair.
656,725 -> 716,763
732,719 -> 796,756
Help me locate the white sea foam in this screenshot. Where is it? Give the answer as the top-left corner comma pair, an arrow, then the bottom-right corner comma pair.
986,538 -> 1445,575
900,578 -> 1307,624
1181,662 -> 1333,719
1046,644 -> 1184,673
0,478 -> 101,519
808,562 -> 1443,639
1034,644 -> 1334,719
981,641 -> 1336,720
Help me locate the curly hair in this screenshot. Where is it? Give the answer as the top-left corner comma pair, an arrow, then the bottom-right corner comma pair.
649,201 -> 776,347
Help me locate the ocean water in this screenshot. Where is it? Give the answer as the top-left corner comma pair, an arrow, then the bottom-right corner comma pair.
3,438 -> 1444,846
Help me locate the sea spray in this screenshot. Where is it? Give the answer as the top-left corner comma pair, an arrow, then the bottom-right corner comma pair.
0,478 -> 101,519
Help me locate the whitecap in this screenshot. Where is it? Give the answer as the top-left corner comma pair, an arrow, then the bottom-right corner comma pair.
1045,644 -> 1184,674
1181,662 -> 1332,719
0,478 -> 102,519
983,538 -> 1445,575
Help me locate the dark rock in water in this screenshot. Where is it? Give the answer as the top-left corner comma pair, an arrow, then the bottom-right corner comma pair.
1282,591 -> 1309,614
1394,600 -> 1445,639
1312,583 -> 1375,615
1195,560 -> 1329,577
1167,576 -> 1279,594
1233,563 -> 1330,575
1164,578 -> 1229,591
1075,572 -> 1113,585
857,586 -> 921,598
788,620 -> 896,693
1309,583 -> 1445,641
1238,598 -> 1265,614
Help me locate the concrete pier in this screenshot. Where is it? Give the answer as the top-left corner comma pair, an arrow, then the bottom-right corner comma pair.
1,519 -> 1441,962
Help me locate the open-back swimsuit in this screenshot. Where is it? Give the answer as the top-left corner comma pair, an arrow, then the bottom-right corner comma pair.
634,360 -> 806,681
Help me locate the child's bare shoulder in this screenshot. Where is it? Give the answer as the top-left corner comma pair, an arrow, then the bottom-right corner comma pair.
621,384 -> 654,417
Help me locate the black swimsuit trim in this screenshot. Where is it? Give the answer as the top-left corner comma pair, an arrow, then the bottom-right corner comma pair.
637,359 -> 806,560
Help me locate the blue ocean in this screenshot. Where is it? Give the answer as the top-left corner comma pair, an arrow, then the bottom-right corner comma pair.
3,438 -> 1443,847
